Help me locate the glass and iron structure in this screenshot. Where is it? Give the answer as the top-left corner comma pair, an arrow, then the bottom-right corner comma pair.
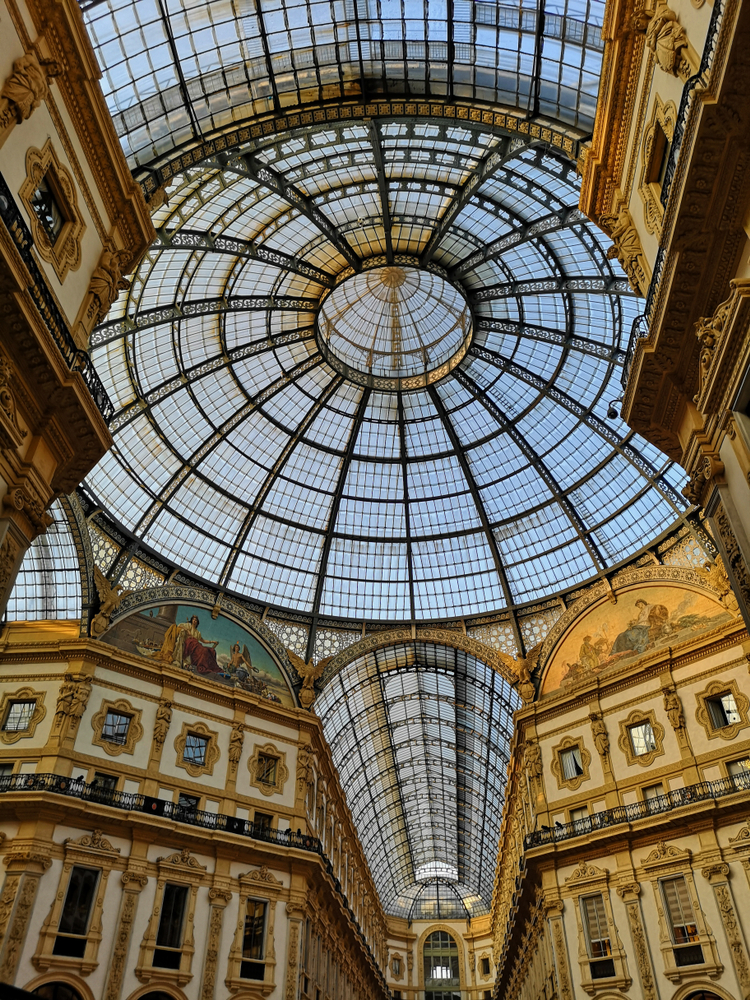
316,641 -> 521,918
6,0 -> 697,942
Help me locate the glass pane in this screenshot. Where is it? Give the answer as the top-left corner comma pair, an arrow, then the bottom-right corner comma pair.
156,884 -> 189,949
58,867 -> 100,935
242,900 -> 267,959
3,701 -> 35,732
102,711 -> 131,744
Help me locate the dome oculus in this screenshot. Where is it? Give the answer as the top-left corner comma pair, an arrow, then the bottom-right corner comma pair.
317,266 -> 472,390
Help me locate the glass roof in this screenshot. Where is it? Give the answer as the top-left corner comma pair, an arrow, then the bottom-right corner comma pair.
319,265 -> 471,380
315,640 -> 521,918
80,0 -> 606,170
84,120 -> 687,622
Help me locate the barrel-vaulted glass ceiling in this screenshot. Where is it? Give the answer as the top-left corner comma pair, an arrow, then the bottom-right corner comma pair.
84,115 -> 687,622
316,641 -> 522,918
81,0 -> 606,169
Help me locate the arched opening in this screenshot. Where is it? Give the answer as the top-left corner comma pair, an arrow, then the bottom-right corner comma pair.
423,929 -> 461,1000
31,985 -> 84,1000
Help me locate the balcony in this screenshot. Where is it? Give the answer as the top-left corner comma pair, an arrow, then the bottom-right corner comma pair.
525,773 -> 750,848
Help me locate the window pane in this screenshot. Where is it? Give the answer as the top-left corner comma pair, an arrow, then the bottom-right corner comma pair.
257,755 -> 278,784
560,746 -> 583,779
58,866 -> 100,935
581,894 -> 610,957
3,701 -> 35,731
629,722 -> 655,755
156,883 -> 189,949
102,711 -> 131,744
183,734 -> 208,765
661,877 -> 699,944
242,900 -> 267,959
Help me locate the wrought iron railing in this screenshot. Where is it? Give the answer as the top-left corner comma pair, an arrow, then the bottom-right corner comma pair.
0,172 -> 114,422
0,770 -> 389,992
621,0 -> 727,384
525,773 -> 750,848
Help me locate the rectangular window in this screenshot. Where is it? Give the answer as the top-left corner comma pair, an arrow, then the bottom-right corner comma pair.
480,956 -> 490,976
643,782 -> 665,813
647,122 -> 671,188
257,753 -> 279,785
707,692 -> 741,729
101,710 -> 131,745
728,759 -> 750,788
176,792 -> 200,816
581,893 -> 615,980
93,772 -> 118,793
628,721 -> 656,756
570,806 -> 589,828
254,812 -> 273,833
153,883 -> 189,969
560,746 -> 584,780
0,763 -> 14,779
3,700 -> 36,732
661,876 -> 703,966
183,733 -> 208,766
53,866 -> 100,958
31,174 -> 65,244
241,899 -> 267,980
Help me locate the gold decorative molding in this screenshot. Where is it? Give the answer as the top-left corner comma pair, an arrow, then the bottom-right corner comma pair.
0,686 -> 46,744
563,862 -> 608,886
638,96 -> 676,234
91,697 -> 143,756
601,204 -> 650,296
174,720 -> 220,778
156,848 -> 207,872
0,49 -> 60,141
249,742 -> 289,797
19,139 -> 85,282
641,840 -> 691,868
645,0 -> 690,78
617,709 -> 665,767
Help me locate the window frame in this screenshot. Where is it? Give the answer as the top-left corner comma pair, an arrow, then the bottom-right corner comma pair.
617,710 -> 665,767
696,680 -> 749,741
174,720 -> 220,777
0,687 -> 46,745
249,742 -> 289,796
91,698 -> 143,756
551,735 -> 591,790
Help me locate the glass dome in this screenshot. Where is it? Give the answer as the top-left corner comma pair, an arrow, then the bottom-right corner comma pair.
85,114 -> 686,623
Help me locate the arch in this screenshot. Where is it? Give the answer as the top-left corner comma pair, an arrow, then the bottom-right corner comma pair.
419,924 -> 464,998
123,986 -> 189,1000
22,973 -> 93,1000
320,627 -> 518,688
99,587 -> 299,706
315,637 -> 522,920
671,985 -> 735,1000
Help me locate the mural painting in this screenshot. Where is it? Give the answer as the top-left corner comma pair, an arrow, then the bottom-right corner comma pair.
102,603 -> 295,706
541,586 -> 734,695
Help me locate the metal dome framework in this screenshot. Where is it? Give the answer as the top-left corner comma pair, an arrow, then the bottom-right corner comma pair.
84,111 -> 688,655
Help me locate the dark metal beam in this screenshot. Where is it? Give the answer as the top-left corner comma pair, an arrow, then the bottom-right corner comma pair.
369,120 -> 394,264
470,276 -> 636,302
108,329 -> 316,434
396,391 -> 415,621
420,136 -> 535,264
215,153 -> 362,271
305,387 -> 372,662
133,353 -> 325,538
156,228 -> 335,287
467,344 -> 686,511
90,294 -> 320,348
427,384 -> 523,652
449,206 -> 583,279
453,367 -> 607,571
475,318 -> 626,364
218,375 -> 345,589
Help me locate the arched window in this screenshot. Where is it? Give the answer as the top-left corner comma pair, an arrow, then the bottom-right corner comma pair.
423,930 -> 461,1000
31,984 -> 84,1000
